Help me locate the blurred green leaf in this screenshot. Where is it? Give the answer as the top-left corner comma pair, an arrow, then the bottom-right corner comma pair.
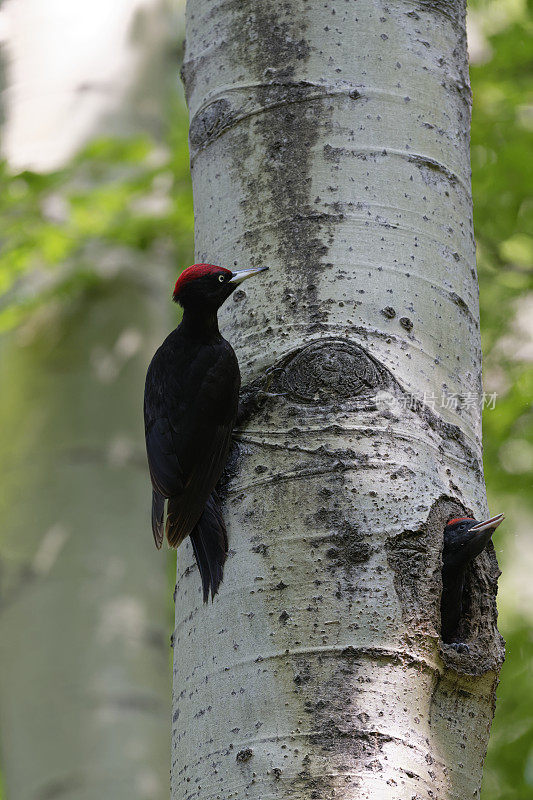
0,99 -> 194,331
471,1 -> 533,797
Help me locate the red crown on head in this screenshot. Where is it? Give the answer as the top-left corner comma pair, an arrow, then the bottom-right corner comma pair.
446,516 -> 474,527
173,264 -> 232,299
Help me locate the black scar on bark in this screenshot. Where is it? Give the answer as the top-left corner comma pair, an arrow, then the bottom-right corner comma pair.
292,648 -> 395,795
224,3 -> 339,334
238,337 -> 482,476
239,339 -> 393,417
386,495 -> 464,636
188,83 -> 337,157
416,0 -> 467,27
188,98 -> 237,152
276,339 -> 393,403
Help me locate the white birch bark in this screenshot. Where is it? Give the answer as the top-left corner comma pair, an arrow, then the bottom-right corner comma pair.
172,1 -> 504,798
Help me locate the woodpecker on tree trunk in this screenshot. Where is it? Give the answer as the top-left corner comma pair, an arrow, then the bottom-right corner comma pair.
441,513 -> 504,649
144,263 -> 268,602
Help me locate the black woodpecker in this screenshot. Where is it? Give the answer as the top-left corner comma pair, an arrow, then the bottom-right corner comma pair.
441,513 -> 504,648
144,263 -> 268,602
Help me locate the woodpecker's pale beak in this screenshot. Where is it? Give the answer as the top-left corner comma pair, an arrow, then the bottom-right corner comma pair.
229,266 -> 269,284
470,513 -> 505,534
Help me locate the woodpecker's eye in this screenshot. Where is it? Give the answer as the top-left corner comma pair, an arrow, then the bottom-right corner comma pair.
218,274 -> 226,283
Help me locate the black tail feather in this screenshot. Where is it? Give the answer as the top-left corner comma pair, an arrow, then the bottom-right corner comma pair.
189,492 -> 228,602
189,532 -> 211,603
151,490 -> 165,549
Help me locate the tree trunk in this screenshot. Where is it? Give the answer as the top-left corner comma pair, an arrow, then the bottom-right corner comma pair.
0,0 -> 172,171
0,3 -> 176,796
173,1 -> 504,798
0,282 -> 172,800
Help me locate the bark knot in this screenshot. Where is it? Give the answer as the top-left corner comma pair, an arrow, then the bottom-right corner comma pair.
276,338 -> 391,404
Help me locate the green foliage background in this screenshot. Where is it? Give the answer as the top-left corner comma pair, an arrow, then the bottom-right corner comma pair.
470,1 -> 533,796
0,1 -> 531,796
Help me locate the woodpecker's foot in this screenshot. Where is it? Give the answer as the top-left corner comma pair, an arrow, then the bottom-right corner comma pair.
448,641 -> 470,654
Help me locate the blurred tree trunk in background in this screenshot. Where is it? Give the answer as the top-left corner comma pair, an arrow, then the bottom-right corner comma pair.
0,284 -> 171,800
0,0 -> 172,171
172,0 -> 504,798
0,1 -> 180,798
